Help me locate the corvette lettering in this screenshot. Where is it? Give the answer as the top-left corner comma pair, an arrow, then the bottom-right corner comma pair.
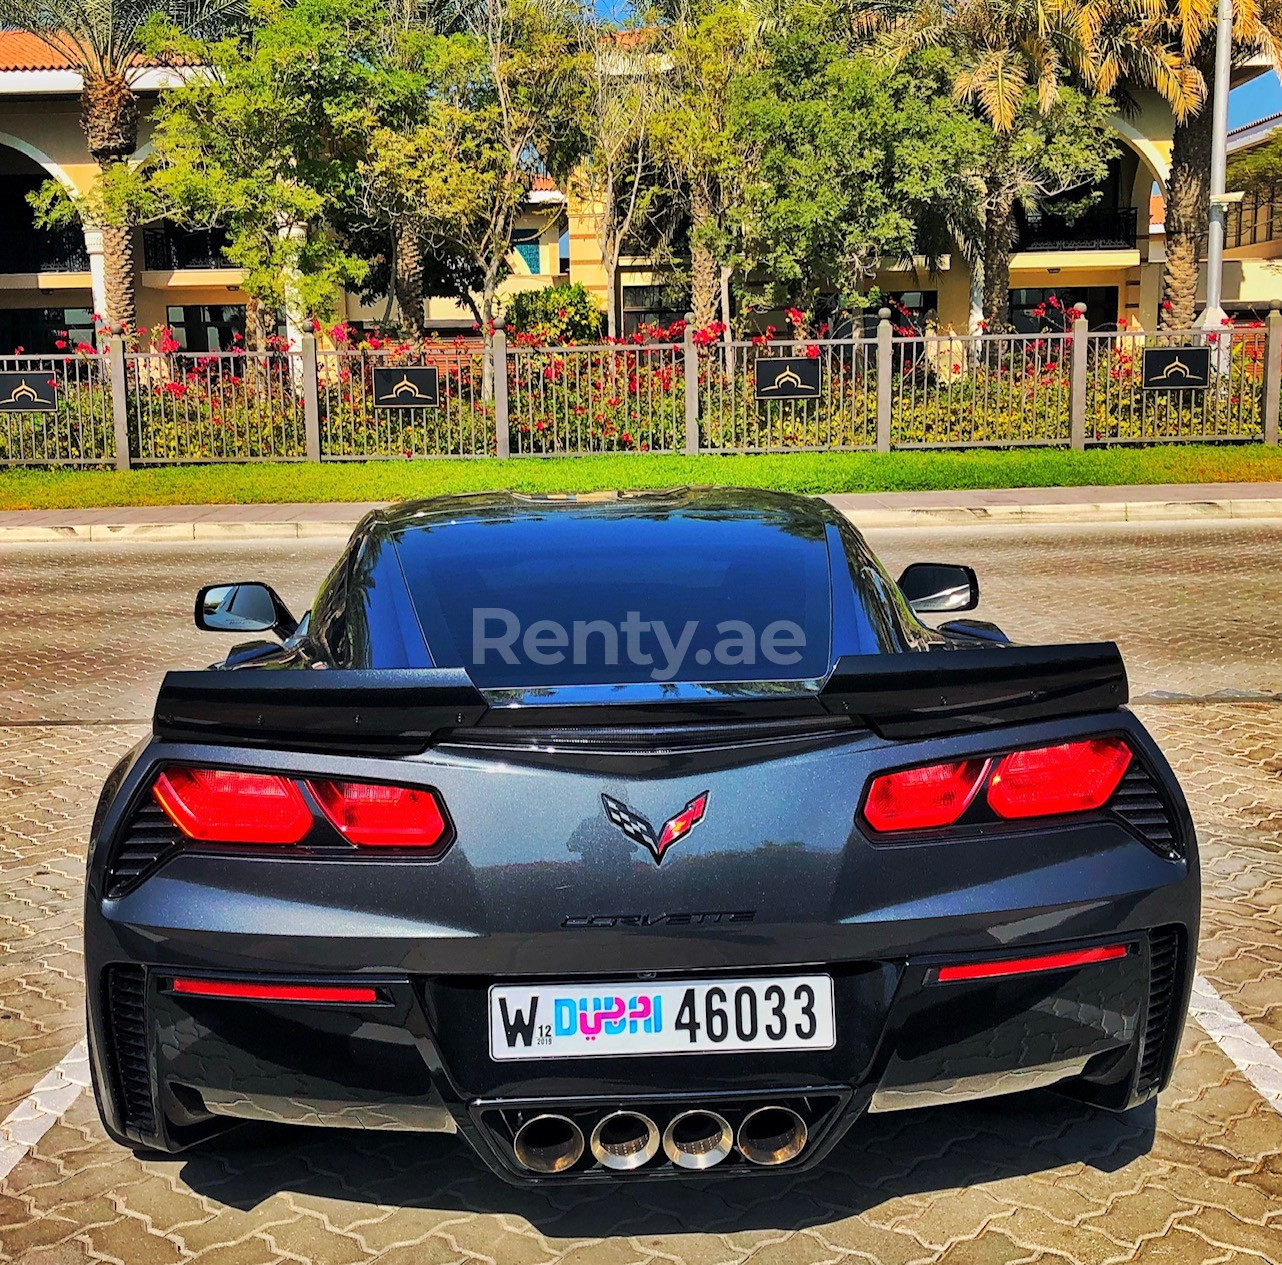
561,910 -> 755,928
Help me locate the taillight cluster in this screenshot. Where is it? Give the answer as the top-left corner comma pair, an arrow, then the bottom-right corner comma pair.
861,737 -> 1133,834
152,766 -> 450,851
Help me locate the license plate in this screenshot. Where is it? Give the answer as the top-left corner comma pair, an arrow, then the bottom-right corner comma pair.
488,974 -> 835,1061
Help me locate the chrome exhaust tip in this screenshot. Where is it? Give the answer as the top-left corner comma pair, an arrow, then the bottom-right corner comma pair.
589,1110 -> 660,1171
512,1113 -> 584,1174
662,1109 -> 733,1170
736,1105 -> 807,1166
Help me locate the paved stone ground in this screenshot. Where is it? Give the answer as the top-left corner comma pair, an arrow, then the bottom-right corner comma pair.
0,521 -> 1279,1265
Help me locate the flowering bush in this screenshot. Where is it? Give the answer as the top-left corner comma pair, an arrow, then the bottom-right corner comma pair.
506,283 -> 604,344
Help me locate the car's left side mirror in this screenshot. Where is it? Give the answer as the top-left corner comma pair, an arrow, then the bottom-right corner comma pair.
897,563 -> 980,614
195,582 -> 298,638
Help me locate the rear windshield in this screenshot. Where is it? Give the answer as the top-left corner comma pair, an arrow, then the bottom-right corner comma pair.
393,512 -> 833,687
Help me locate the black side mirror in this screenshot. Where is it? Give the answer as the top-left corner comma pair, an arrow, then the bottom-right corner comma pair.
897,563 -> 980,614
195,582 -> 298,638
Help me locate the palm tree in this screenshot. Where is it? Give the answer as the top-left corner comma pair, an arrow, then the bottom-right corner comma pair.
0,0 -> 243,327
1150,0 -> 1281,327
868,0 -> 1201,327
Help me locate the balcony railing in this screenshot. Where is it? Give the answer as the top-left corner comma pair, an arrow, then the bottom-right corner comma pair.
1226,184 -> 1282,249
143,223 -> 232,271
0,228 -> 89,274
1014,206 -> 1139,252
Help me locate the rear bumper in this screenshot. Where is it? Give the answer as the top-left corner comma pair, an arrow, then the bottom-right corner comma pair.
86,921 -> 1194,1182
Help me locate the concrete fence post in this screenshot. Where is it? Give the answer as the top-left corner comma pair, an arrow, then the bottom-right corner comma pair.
107,322 -> 130,472
1262,300 -> 1282,446
492,319 -> 510,459
1069,304 -> 1089,451
683,312 -> 699,455
300,320 -> 321,462
876,308 -> 892,452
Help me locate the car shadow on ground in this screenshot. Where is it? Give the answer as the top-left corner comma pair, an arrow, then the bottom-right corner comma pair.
175,1090 -> 1157,1235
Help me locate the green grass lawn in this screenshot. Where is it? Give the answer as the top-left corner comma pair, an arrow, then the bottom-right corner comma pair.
3,445 -> 1282,511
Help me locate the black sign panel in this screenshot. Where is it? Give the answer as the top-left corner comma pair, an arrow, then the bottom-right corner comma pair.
754,356 -> 821,401
0,372 -> 57,413
1142,345 -> 1212,391
372,366 -> 440,409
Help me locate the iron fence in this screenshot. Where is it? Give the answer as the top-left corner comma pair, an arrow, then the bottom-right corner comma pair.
506,342 -> 686,455
700,339 -> 877,452
3,315 -> 1279,466
891,331 -> 1073,447
319,345 -> 491,459
1084,328 -> 1263,443
125,351 -> 308,463
0,354 -> 115,466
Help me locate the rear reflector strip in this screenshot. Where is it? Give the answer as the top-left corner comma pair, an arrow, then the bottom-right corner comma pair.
170,978 -> 380,1004
935,943 -> 1127,983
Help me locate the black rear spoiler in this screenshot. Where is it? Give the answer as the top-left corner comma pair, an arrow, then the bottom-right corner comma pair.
153,643 -> 1127,752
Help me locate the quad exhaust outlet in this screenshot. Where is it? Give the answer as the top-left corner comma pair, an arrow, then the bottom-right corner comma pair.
736,1105 -> 808,1166
662,1109 -> 734,1169
512,1114 -> 585,1174
590,1110 -> 661,1170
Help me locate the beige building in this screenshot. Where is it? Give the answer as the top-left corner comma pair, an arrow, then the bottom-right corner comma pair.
0,29 -> 1279,351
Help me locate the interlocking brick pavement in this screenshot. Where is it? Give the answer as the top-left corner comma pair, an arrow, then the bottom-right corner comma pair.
1,521 -> 1280,1264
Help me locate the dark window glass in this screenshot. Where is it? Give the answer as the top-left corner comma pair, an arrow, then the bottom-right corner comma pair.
166,304 -> 246,351
1009,287 -> 1119,332
393,513 -> 834,686
622,283 -> 689,334
0,307 -> 94,354
0,173 -> 89,275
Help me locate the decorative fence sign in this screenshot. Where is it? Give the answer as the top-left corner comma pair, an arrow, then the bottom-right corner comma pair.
754,356 -> 821,401
0,372 -> 57,412
1142,346 -> 1212,391
371,366 -> 440,409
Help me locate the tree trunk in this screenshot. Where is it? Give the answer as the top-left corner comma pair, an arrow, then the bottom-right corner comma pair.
690,186 -> 718,328
604,250 -> 619,340
81,74 -> 140,164
393,220 -> 427,338
244,295 -> 268,353
99,220 -> 136,331
719,262 -> 733,375
982,186 -> 1017,332
481,273 -> 499,401
1162,42 -> 1217,329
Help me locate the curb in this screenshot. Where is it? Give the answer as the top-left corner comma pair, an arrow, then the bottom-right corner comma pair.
3,496 -> 1282,542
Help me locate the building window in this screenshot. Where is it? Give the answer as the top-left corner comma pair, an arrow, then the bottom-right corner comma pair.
1009,287 -> 1119,332
622,283 -> 690,334
166,305 -> 246,351
0,307 -> 95,355
512,229 -> 542,274
0,174 -> 89,274
144,223 -> 232,270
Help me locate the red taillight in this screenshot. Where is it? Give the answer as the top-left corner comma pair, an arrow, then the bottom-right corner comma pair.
308,779 -> 447,848
153,767 -> 312,844
987,738 -> 1132,820
936,943 -> 1127,983
862,758 -> 990,833
171,978 -> 379,1004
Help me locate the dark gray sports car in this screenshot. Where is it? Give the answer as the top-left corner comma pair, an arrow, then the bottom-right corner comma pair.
85,488 -> 1197,1183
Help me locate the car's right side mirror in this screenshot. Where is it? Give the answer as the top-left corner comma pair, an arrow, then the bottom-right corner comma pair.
195,582 -> 298,638
897,563 -> 980,614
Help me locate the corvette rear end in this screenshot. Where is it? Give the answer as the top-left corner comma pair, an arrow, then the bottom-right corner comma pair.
85,489 -> 1197,1182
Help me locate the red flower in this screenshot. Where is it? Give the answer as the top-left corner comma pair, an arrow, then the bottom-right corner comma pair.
55,339 -> 67,350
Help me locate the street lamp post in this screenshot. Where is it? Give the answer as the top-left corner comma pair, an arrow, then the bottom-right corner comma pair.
1199,0 -> 1235,330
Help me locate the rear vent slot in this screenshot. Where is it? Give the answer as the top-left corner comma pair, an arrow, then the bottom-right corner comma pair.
445,715 -> 856,756
105,965 -> 155,1136
106,800 -> 181,898
1111,764 -> 1180,858
1137,927 -> 1182,1097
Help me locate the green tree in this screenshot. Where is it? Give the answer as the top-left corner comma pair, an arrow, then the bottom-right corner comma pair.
1151,0 -> 1280,327
360,0 -> 588,385
733,6 -> 989,315
0,0 -> 246,327
653,0 -> 764,329
143,0 -> 377,345
875,0 -> 1200,328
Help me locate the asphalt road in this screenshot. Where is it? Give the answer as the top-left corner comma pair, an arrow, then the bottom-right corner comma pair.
1,519 -> 1280,1265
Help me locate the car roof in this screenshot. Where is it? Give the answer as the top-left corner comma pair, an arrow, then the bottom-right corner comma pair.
360,486 -> 844,543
